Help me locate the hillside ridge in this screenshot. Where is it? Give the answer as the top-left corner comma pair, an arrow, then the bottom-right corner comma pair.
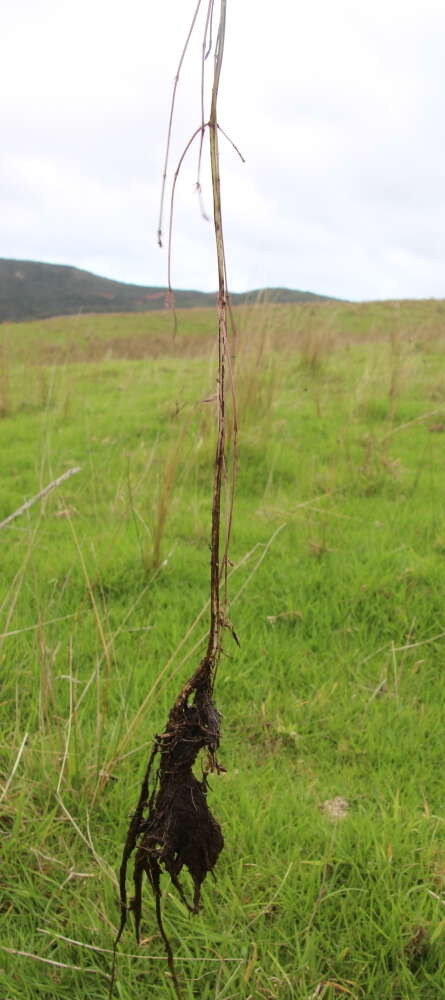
0,258 -> 334,323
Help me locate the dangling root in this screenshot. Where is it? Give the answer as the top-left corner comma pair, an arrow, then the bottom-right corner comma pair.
110,657 -> 224,1000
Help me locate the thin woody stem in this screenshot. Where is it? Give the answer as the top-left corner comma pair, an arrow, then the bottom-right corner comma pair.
196,0 -> 215,213
157,0 -> 204,247
206,0 -> 227,667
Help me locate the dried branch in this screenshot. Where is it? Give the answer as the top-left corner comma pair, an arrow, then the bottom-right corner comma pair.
0,731 -> 28,803
0,467 -> 81,530
196,0 -> 215,218
38,927 -> 243,961
166,122 -> 208,328
0,944 -> 110,978
157,0 -> 204,247
217,123 -> 246,163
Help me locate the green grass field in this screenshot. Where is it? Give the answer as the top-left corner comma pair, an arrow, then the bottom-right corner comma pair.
2,300 -> 445,999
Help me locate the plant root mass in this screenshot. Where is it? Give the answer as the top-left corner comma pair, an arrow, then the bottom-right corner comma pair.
112,656 -> 225,997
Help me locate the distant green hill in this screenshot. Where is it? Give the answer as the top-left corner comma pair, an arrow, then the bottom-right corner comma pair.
0,259 -> 334,323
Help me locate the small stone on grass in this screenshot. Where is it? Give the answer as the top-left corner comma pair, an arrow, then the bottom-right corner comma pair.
320,797 -> 349,821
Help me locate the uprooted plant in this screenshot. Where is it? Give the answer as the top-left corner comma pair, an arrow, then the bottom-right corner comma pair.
110,2 -> 239,997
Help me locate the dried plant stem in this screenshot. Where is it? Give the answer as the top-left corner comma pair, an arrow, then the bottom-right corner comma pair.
196,0 -> 214,217
0,944 -> 110,978
0,730 -> 28,803
207,5 -> 227,658
111,5 -> 235,1000
0,466 -> 80,530
167,123 -> 207,324
157,0 -> 204,247
38,926 -> 243,961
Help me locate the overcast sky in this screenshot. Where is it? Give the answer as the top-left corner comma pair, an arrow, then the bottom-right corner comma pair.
2,0 -> 445,301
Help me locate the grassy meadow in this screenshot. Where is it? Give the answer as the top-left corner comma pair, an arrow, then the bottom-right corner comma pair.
1,297 -> 445,999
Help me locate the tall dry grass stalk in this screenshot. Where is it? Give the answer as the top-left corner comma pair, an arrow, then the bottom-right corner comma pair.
388,304 -> 402,421
148,418 -> 189,571
0,334 -> 12,417
300,314 -> 332,372
233,297 -> 278,429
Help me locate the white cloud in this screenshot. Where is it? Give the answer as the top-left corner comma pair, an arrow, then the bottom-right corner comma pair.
1,0 -> 445,299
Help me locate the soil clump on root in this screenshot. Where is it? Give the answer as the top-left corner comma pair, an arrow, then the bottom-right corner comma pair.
111,657 -> 225,998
